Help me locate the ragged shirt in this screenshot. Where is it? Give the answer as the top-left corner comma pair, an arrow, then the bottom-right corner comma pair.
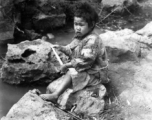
60,30 -> 109,91
61,31 -> 108,73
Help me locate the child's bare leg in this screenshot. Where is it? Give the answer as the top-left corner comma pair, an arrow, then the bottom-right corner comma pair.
40,74 -> 72,102
46,87 -> 52,94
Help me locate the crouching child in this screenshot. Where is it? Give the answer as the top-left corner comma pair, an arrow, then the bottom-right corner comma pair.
40,2 -> 109,105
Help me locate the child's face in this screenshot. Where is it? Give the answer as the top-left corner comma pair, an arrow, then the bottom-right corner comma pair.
74,17 -> 91,38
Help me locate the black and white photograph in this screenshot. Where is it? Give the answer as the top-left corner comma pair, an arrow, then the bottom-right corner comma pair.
0,0 -> 152,120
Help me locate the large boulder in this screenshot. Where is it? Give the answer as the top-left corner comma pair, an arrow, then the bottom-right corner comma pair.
58,84 -> 106,119
34,0 -> 66,30
67,84 -> 106,118
99,29 -> 141,62
135,21 -> 152,57
136,21 -> 152,41
13,0 -> 66,42
1,90 -> 70,120
99,22 -> 152,63
0,39 -> 69,84
37,75 -> 107,119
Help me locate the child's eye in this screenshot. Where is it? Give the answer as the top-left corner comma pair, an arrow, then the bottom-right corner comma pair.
79,24 -> 84,26
74,22 -> 85,26
74,22 -> 78,26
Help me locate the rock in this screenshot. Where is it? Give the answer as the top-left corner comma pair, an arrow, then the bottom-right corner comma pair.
102,0 -> 138,14
0,0 -> 14,20
134,21 -> 152,57
1,89 -> 70,120
47,33 -> 55,40
13,0 -> 66,41
58,84 -> 106,118
136,21 -> 152,46
0,39 -> 69,84
99,29 -> 141,62
43,76 -> 107,119
44,76 -> 107,115
0,21 -> 14,44
33,13 -> 66,31
0,0 -> 15,43
136,21 -> 152,37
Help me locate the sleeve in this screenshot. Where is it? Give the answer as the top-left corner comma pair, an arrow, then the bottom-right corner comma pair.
60,39 -> 78,57
71,36 -> 99,72
98,39 -> 109,68
99,38 -> 108,61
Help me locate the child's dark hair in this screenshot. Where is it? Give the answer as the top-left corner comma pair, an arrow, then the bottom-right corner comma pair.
74,2 -> 99,28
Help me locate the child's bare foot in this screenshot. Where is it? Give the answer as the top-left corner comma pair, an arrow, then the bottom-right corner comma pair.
40,94 -> 58,102
30,89 -> 41,95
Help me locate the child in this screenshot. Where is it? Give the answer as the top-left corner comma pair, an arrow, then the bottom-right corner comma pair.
40,2 -> 109,102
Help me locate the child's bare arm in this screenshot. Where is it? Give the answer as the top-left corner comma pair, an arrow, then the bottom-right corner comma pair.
53,39 -> 78,57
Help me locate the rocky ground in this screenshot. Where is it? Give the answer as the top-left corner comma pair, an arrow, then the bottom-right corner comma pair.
97,1 -> 152,120
102,53 -> 152,120
2,22 -> 152,120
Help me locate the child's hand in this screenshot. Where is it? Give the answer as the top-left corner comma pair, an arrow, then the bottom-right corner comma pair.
52,45 -> 62,51
60,64 -> 68,73
52,44 -> 60,48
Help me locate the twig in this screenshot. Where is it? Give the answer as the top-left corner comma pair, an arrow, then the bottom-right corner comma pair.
98,1 -> 104,16
51,46 -> 63,65
96,24 -> 101,29
47,101 -> 84,120
100,8 -> 118,23
0,56 -> 6,61
112,90 -> 119,104
123,6 -> 134,16
50,45 -> 78,74
109,98 -> 111,105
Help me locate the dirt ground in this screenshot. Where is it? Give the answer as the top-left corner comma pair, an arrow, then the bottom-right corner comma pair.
102,52 -> 152,120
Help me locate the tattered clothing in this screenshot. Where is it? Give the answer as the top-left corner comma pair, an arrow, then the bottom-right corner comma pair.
61,31 -> 109,92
